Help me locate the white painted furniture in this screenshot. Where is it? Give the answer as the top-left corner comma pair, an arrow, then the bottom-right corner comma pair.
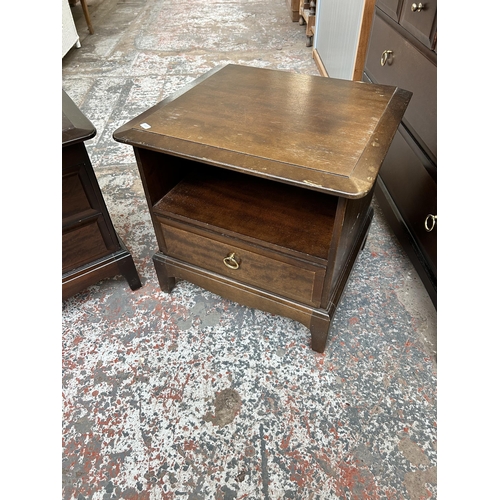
313,0 -> 375,81
62,0 -> 81,58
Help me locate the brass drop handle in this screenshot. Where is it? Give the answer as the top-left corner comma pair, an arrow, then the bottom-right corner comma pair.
424,214 -> 437,232
380,50 -> 393,66
223,252 -> 240,270
411,2 -> 424,12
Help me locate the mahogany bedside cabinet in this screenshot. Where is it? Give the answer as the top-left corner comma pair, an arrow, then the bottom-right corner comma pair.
113,65 -> 410,352
62,89 -> 142,300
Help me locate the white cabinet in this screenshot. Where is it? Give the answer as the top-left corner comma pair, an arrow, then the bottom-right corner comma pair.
62,0 -> 80,57
313,0 -> 375,80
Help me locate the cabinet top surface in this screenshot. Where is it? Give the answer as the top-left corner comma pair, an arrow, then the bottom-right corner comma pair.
114,64 -> 411,197
62,90 -> 96,147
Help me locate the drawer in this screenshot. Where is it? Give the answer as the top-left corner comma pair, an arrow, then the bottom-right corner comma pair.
158,221 -> 326,307
62,218 -> 111,273
365,11 -> 436,160
62,165 -> 93,219
376,0 -> 402,21
400,0 -> 437,50
153,168 -> 337,261
379,126 -> 436,274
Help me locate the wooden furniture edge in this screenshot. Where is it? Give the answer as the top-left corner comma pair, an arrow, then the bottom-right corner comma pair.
352,0 -> 377,81
350,86 -> 412,194
62,244 -> 141,300
62,90 -> 96,146
312,48 -> 329,77
113,65 -> 225,139
114,66 -> 410,199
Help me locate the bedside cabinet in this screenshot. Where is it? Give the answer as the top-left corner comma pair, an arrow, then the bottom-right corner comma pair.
62,90 -> 142,299
363,0 -> 437,306
113,64 -> 410,352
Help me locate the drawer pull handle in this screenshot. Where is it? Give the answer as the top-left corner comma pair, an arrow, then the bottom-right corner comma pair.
411,2 -> 424,12
223,252 -> 240,270
380,50 -> 393,66
424,214 -> 437,232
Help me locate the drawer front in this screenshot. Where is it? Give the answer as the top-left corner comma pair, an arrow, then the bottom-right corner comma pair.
62,166 -> 93,219
400,0 -> 437,50
379,127 -> 436,274
365,12 -> 436,159
159,222 -> 325,307
376,0 -> 402,21
62,218 -> 111,274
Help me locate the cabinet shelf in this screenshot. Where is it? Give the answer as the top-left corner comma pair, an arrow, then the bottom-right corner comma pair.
153,167 -> 337,262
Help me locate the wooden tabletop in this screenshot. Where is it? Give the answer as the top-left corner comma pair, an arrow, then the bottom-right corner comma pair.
114,64 -> 411,198
62,90 -> 96,147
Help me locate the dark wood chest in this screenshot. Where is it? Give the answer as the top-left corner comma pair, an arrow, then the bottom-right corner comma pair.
114,64 -> 410,351
363,0 -> 437,306
62,90 -> 141,299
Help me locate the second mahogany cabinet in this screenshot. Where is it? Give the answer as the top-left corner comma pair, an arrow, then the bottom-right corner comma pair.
363,0 -> 437,306
62,90 -> 142,299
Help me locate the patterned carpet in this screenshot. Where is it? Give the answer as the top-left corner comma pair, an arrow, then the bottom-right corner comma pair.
62,0 -> 437,498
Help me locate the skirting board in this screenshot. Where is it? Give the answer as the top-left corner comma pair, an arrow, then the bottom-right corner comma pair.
312,49 -> 328,77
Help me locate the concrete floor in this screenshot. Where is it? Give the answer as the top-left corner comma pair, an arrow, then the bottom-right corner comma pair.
62,0 -> 437,498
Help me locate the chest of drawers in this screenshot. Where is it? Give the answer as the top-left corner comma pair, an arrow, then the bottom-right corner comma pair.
363,1 -> 437,306
113,64 -> 410,352
62,90 -> 142,299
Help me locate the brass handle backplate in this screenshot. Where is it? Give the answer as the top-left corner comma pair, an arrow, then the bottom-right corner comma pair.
380,50 -> 393,66
424,214 -> 437,232
223,252 -> 240,270
411,2 -> 424,12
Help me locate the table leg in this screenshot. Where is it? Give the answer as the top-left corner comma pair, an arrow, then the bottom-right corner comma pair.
153,254 -> 177,292
309,312 -> 332,353
80,0 -> 94,34
117,255 -> 142,291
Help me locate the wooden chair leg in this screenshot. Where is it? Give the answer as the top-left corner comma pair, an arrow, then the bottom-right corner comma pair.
80,0 -> 94,35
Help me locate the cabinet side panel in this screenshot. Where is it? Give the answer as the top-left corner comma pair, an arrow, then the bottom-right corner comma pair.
134,148 -> 188,209
62,167 -> 93,219
321,191 -> 373,308
134,149 -> 194,249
